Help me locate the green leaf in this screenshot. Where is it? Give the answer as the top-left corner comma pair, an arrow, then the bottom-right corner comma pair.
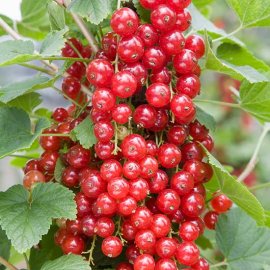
40,254 -> 91,270
205,149 -> 265,225
0,183 -> 76,253
205,37 -> 268,83
217,207 -> 270,269
189,4 -> 243,45
240,80 -> 270,123
19,0 -> 50,40
8,93 -> 42,113
47,1 -> 66,30
0,107 -> 50,158
193,0 -> 214,8
0,76 -> 50,103
29,225 -> 62,270
0,15 -> 13,36
34,108 -> 52,119
217,43 -> 270,75
69,0 -> 113,25
71,117 -> 96,149
54,158 -> 66,183
195,235 -> 213,250
132,0 -> 151,22
40,28 -> 68,56
0,40 -> 35,67
195,106 -> 216,132
0,226 -> 11,270
226,0 -> 270,28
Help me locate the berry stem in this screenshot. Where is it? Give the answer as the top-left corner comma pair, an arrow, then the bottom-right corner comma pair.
211,260 -> 228,268
23,253 -> 30,270
238,124 -> 270,182
0,256 -> 18,270
195,99 -> 241,109
113,121 -> 119,155
9,154 -> 37,159
19,63 -> 55,76
41,56 -> 90,62
40,133 -> 71,137
212,26 -> 243,43
88,235 -> 97,265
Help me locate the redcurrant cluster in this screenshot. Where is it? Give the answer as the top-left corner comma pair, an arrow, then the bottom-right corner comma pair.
22,0 -> 233,269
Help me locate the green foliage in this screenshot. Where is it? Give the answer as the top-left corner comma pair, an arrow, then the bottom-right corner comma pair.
132,0 -> 151,22
0,76 -> 51,103
47,1 -> 66,30
71,117 -> 97,149
217,207 -> 270,269
0,107 -> 50,158
0,15 -> 13,36
195,106 -> 216,132
40,254 -> 91,270
205,149 -> 265,225
0,183 -> 76,253
54,158 -> 66,183
226,0 -> 270,28
240,80 -> 270,123
68,0 -> 114,25
29,226 -> 62,270
0,226 -> 11,270
40,28 -> 68,56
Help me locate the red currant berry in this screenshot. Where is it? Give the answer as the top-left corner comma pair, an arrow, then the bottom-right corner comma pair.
167,125 -> 188,145
39,133 -> 61,152
82,45 -> 92,58
170,94 -> 195,118
150,5 -> 176,32
146,83 -> 171,108
175,9 -> 192,31
181,192 -> 205,217
102,32 -> 117,60
122,220 -> 138,241
185,35 -> 205,59
150,214 -> 171,238
150,109 -> 169,132
192,183 -> 206,198
157,189 -> 181,214
94,121 -> 114,142
118,36 -> 144,63
122,62 -> 147,88
86,59 -> 114,87
66,219 -> 82,235
102,236 -> 123,258
192,258 -> 210,270
175,242 -> 200,266
75,192 -> 92,217
200,135 -> 214,152
112,104 -> 132,124
54,228 -> 68,246
189,120 -> 208,141
146,140 -> 158,156
171,170 -> 194,196
156,237 -> 177,258
92,88 -> 116,112
112,71 -> 138,98
62,167 -> 79,188
135,230 -> 156,251
94,141 -> 114,160
118,196 -> 137,216
111,8 -> 139,37
66,145 -> 91,169
211,194 -> 232,213
167,0 -> 191,11
179,221 -> 200,241
23,170 -> 46,189
131,206 -> 153,230
142,47 -> 167,70
148,169 -> 169,193
133,104 -> 157,128
129,178 -> 149,201
91,108 -> 112,123
181,142 -> 204,162
173,49 -> 198,74
139,155 -> 159,179
150,67 -> 171,84
107,177 -> 130,200
53,108 -> 68,122
183,160 -> 207,183
95,217 -> 115,238
123,160 -> 141,180
39,151 -> 59,173
134,254 -> 155,270
137,24 -> 159,47
23,159 -> 42,174
116,262 -> 133,270
139,0 -> 165,9
67,61 -> 86,80
61,235 -> 85,255
155,258 -> 177,270
176,74 -> 201,99
121,134 -> 147,161
61,38 -> 83,58
204,211 -> 219,230
158,143 -> 182,169
146,198 -> 160,214
100,159 -> 122,182
96,193 -> 117,216
62,76 -> 81,100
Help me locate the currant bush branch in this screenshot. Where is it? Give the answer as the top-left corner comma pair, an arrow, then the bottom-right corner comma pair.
212,25 -> 243,43
238,124 -> 270,182
0,256 -> 18,270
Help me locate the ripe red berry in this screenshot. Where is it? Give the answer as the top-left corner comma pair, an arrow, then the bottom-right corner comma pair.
66,219 -> 82,235
131,206 -> 153,230
167,0 -> 191,11
150,214 -> 171,238
121,134 -> 147,161
189,120 -> 208,141
175,9 -> 192,31
171,170 -> 194,196
134,254 -> 155,270
150,5 -> 176,32
192,258 -> 210,270
181,193 -> 205,217
175,242 -> 200,266
102,32 -> 117,60
183,160 -> 207,183
139,0 -> 165,10
123,160 -> 141,180
211,194 -> 232,213
118,36 -> 144,63
148,169 -> 169,193
142,47 -> 167,70
66,145 -> 91,169
62,76 -> 81,100
118,196 -> 137,216
173,49 -> 198,74
167,125 -> 188,145
102,236 -> 123,258
156,189 -> 181,214
107,177 -> 130,200
204,211 -> 219,230
139,155 -> 159,178
122,220 -> 138,241
179,221 -> 200,241
53,108 -> 68,122
100,159 -> 122,182
94,141 -> 114,160
86,59 -> 114,87
150,109 -> 169,132
146,83 -> 171,108
137,24 -> 159,47
156,237 -> 177,258
135,230 -> 156,251
176,74 -> 201,99
155,258 -> 177,270
146,140 -> 158,156
23,170 -> 46,189
129,178 -> 149,201
158,143 -> 182,169
133,104 -> 157,128
150,67 -> 171,84
67,61 -> 86,80
62,167 -> 80,188
94,121 -> 114,142
111,8 -> 139,37
116,262 -> 133,270
95,217 -> 115,238
96,193 -> 117,216
61,38 -> 83,58
170,94 -> 195,119
181,142 -> 204,162
112,104 -> 132,124
61,235 -> 85,255
112,71 -> 138,98
92,88 -> 116,112
39,151 -> 59,173
185,35 -> 205,59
